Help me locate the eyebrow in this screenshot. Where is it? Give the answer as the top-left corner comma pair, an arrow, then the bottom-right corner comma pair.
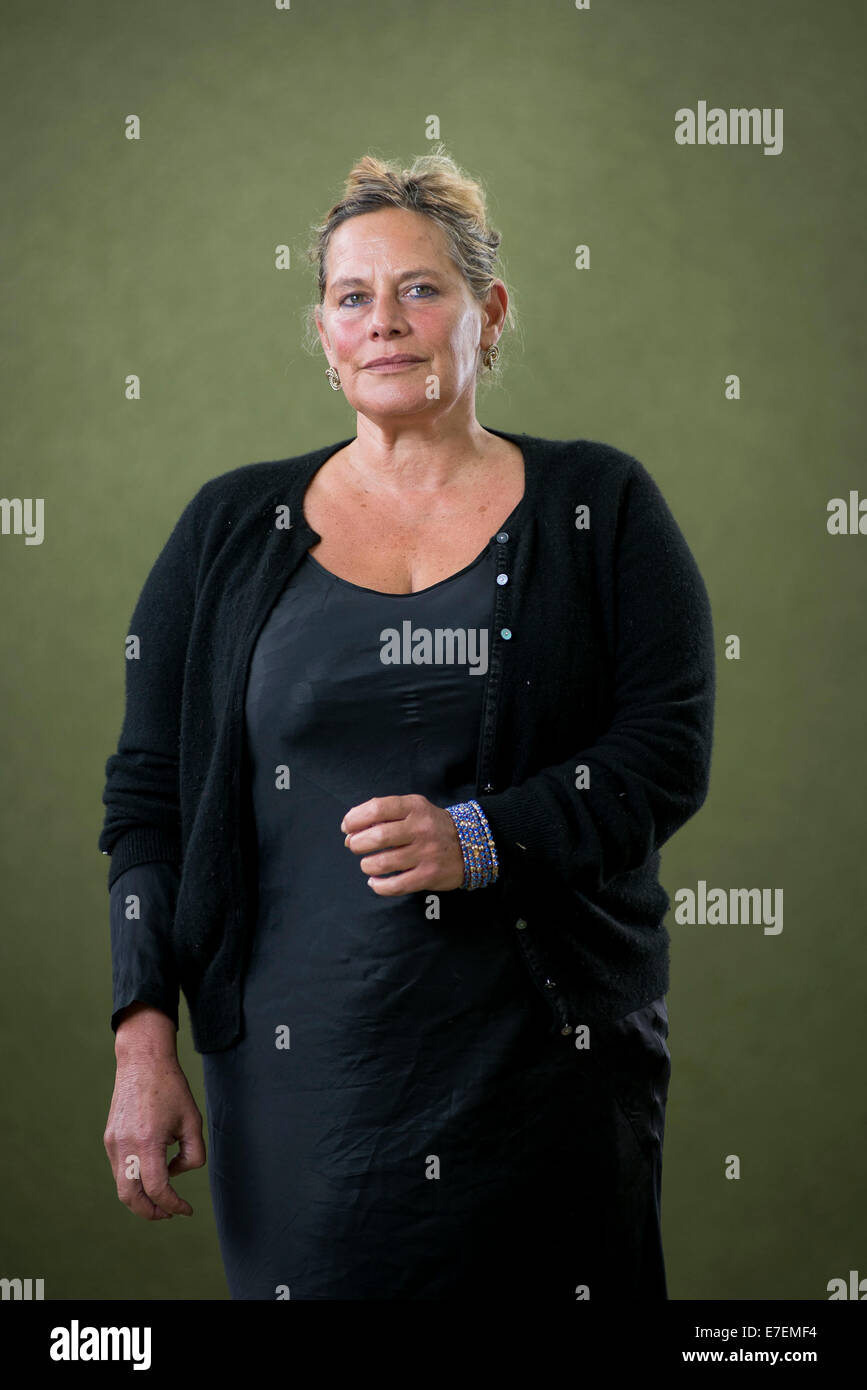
329,267 -> 444,292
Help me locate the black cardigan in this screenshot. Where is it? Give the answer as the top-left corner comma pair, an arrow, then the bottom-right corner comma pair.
98,428 -> 716,1052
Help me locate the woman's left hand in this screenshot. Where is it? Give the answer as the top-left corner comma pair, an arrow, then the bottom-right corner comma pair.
340,794 -> 465,895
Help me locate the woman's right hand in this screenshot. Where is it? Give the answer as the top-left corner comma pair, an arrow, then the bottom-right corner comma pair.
104,1002 -> 206,1220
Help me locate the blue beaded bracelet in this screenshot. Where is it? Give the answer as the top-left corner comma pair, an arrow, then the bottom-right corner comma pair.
444,799 -> 499,890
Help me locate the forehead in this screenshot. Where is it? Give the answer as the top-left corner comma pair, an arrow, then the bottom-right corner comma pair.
326,208 -> 453,274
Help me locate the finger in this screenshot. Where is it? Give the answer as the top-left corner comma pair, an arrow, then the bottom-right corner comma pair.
138,1151 -> 194,1217
167,1121 -> 207,1176
359,846 -> 418,876
115,1170 -> 175,1222
346,822 -> 414,855
340,795 -> 414,834
113,1162 -> 177,1228
366,868 -> 427,896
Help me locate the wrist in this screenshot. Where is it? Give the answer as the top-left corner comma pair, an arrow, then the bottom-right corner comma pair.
444,799 -> 499,890
114,1002 -> 178,1062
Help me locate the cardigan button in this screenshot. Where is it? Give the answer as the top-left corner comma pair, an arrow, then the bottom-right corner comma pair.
496,573 -> 508,585
560,1024 -> 574,1036
514,918 -> 528,930
500,628 -> 512,640
543,978 -> 557,990
496,531 -> 509,543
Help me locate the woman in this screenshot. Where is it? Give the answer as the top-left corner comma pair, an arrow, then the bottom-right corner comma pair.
100,148 -> 715,1300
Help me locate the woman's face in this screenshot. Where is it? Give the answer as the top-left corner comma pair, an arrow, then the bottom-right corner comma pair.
315,207 -> 503,421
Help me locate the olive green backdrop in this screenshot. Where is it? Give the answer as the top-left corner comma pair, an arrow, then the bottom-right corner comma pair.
1,0 -> 863,1300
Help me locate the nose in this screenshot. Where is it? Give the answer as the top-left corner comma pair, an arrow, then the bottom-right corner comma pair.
368,293 -> 409,339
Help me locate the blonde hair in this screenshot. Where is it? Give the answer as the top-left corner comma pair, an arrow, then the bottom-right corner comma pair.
301,145 -> 518,388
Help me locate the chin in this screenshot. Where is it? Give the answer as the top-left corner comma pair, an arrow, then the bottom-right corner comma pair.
359,390 -> 434,412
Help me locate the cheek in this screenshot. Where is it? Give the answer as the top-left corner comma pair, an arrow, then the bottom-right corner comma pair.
329,321 -> 361,355
450,314 -> 481,355
428,309 -> 467,349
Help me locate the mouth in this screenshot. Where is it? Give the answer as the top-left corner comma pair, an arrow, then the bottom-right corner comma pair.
363,357 -> 424,371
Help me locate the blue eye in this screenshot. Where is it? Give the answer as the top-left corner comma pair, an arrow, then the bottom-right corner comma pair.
339,284 -> 437,307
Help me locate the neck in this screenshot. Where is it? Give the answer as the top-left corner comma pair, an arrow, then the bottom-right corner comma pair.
344,416 -> 498,496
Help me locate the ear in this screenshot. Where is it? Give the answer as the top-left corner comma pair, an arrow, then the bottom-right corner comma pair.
481,281 -> 509,339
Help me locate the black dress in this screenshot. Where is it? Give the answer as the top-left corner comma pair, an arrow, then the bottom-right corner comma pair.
111,537 -> 671,1300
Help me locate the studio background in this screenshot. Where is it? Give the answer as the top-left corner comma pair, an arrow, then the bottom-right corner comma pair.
1,0 -> 863,1299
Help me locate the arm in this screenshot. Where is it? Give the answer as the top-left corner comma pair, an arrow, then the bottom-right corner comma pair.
110,861 -> 181,1034
476,460 -> 716,898
105,862 -> 205,1221
100,488 -> 208,1219
98,483 -> 205,886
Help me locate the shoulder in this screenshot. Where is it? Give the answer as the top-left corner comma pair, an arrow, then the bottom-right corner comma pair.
517,433 -> 694,556
522,430 -> 643,473
521,431 -> 662,498
172,441 -> 348,536
190,448 -> 321,509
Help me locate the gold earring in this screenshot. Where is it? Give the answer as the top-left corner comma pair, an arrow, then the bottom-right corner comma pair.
325,365 -> 342,391
482,344 -> 500,369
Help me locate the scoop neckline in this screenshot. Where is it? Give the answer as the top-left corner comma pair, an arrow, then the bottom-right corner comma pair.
299,426 -> 529,599
304,533 -> 497,598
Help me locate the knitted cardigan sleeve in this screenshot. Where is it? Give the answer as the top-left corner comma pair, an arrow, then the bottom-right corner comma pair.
110,861 -> 181,1032
97,484 -> 205,889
